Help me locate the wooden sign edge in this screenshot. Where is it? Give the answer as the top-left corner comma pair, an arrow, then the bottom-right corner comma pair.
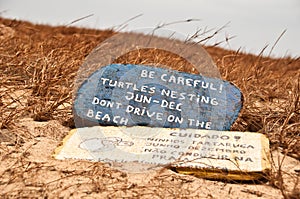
173,133 -> 272,181
52,128 -> 77,160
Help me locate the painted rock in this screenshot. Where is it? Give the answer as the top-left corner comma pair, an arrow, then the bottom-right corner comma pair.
74,64 -> 242,130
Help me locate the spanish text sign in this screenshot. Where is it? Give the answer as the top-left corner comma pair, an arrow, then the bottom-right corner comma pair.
74,64 -> 242,130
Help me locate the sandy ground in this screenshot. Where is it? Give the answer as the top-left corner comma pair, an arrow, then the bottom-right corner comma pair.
0,118 -> 299,198
0,17 -> 299,198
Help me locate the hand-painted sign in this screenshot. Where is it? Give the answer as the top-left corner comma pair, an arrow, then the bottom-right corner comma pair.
54,126 -> 271,180
74,64 -> 242,130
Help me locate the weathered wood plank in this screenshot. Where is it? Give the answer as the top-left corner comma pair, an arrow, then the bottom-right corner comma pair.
54,126 -> 271,180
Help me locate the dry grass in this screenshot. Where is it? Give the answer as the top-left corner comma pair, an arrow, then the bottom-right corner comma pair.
0,17 -> 299,198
